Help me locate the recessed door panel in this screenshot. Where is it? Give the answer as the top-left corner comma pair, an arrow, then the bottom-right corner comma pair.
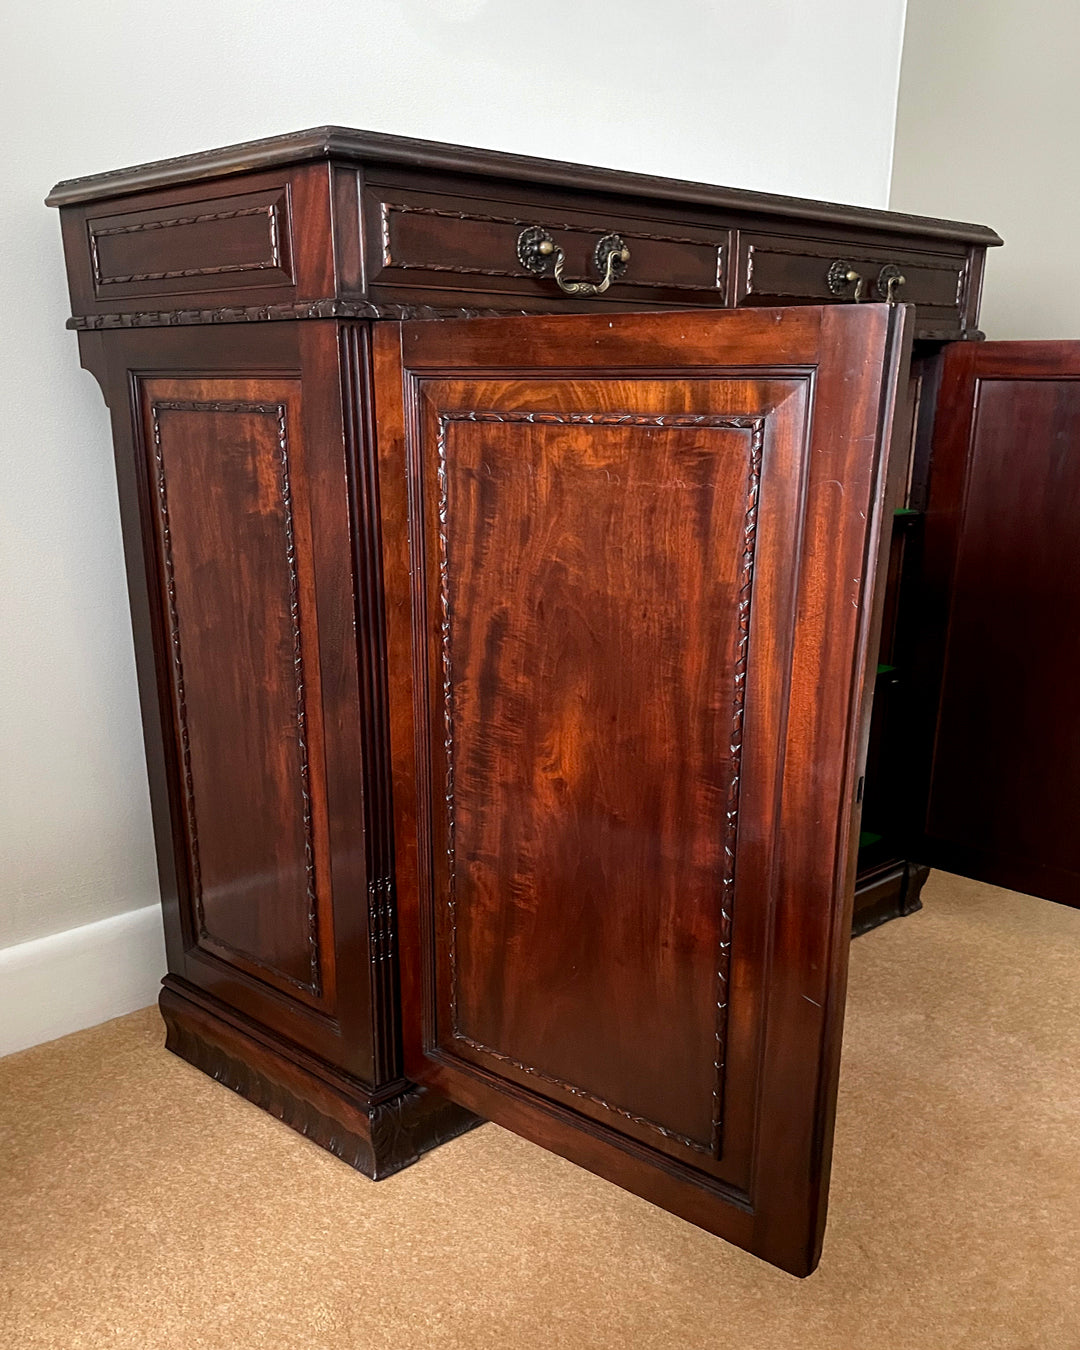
424,386 -> 807,1177
139,378 -> 333,1006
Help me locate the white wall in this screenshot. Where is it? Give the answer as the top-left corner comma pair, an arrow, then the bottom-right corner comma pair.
891,0 -> 1080,339
0,0 -> 907,1042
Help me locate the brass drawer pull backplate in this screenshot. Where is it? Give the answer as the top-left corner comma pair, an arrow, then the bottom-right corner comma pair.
518,226 -> 631,297
876,264 -> 907,302
828,258 -> 908,304
827,258 -> 868,302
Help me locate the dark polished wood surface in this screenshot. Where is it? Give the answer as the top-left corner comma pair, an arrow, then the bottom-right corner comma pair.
48,128 -> 1009,1274
159,979 -> 478,1178
75,319 -> 478,1172
45,124 -> 1002,247
140,378 -> 333,1003
48,127 -> 998,341
919,342 -> 1080,906
375,304 -> 911,1276
435,395 -> 758,1151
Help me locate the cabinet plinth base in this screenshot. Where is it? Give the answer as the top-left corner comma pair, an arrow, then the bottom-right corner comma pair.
851,861 -> 930,938
159,979 -> 481,1179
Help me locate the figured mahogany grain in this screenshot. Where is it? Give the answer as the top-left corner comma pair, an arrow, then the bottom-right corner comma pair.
376,304 -> 912,1275
443,407 -> 760,1152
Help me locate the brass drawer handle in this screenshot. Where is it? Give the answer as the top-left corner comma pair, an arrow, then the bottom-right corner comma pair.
517,226 -> 631,297
827,259 -> 868,302
876,264 -> 907,303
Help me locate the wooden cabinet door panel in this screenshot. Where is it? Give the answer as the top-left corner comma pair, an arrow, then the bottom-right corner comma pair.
374,305 -> 911,1275
94,322 -> 389,1091
138,381 -> 330,1002
920,342 -> 1080,905
123,333 -> 379,1085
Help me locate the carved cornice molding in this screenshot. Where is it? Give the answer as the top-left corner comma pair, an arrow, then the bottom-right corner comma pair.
46,125 -> 1003,251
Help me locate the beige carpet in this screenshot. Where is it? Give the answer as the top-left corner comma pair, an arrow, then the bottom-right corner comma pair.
2,871 -> 1079,1350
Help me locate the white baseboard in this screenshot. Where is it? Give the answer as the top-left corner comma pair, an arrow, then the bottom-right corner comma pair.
0,905 -> 166,1057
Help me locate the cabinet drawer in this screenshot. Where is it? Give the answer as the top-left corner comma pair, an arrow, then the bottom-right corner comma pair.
86,187 -> 294,302
737,232 -> 970,330
364,185 -> 729,307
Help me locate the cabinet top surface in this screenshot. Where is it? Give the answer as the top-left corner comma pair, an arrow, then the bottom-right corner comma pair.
46,124 -> 1001,247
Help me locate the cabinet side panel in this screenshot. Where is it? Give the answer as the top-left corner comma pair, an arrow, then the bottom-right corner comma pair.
925,357 -> 1080,904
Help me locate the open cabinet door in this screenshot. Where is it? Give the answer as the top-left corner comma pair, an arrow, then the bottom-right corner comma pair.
918,342 -> 1080,906
373,304 -> 912,1276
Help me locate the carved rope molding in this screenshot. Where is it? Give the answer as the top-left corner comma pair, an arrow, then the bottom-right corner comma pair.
67,300 -> 518,329
150,398 -> 322,997
433,408 -> 765,1158
379,201 -> 724,291
714,418 -> 763,1155
91,204 -> 284,285
54,128 -> 327,195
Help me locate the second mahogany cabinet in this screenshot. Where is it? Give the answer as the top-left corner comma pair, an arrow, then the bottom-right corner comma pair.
48,127 -> 1078,1276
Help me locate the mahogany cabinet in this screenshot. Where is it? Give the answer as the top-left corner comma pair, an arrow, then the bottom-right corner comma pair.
48,127 -> 1062,1276
914,342 -> 1080,904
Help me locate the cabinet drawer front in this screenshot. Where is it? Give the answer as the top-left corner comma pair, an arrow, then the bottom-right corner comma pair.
365,186 -> 728,305
87,188 -> 293,302
738,233 -> 968,325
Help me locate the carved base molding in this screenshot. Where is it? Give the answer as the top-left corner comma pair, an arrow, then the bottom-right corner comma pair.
851,860 -> 929,939
159,978 -> 481,1179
